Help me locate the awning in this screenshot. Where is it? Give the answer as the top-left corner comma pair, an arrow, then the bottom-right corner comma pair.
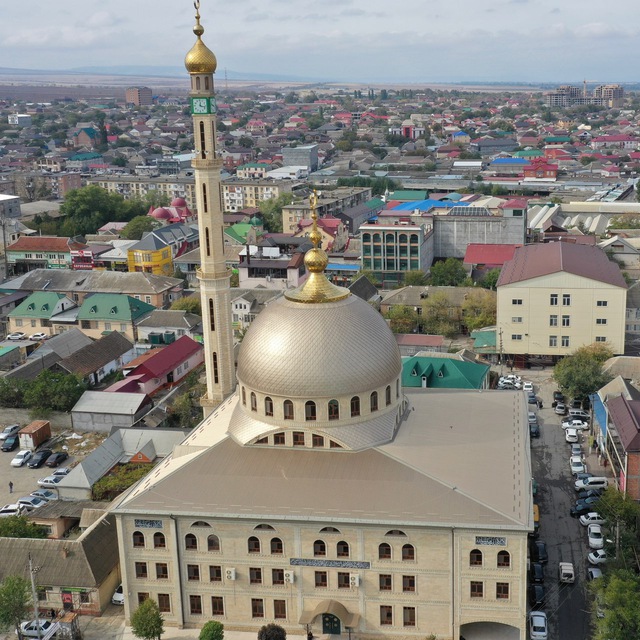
299,600 -> 360,628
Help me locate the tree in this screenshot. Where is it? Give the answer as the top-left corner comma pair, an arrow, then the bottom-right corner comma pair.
403,270 -> 428,286
258,193 -> 294,233
199,621 -> 224,640
0,516 -> 48,539
480,268 -> 501,290
170,296 -> 202,316
122,216 -> 157,240
422,291 -> 458,338
553,343 -> 614,400
461,289 -> 496,332
257,624 -> 286,640
0,575 -> 31,640
130,598 -> 164,640
429,258 -> 468,286
23,371 -> 87,414
592,570 -> 640,640
384,305 -> 419,334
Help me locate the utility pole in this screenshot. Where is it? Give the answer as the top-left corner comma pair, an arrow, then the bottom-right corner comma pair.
28,553 -> 42,640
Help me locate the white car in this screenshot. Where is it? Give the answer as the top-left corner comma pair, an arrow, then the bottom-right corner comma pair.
6,332 -> 26,341
570,455 -> 587,476
529,611 -> 548,640
528,411 -> 537,425
37,475 -> 64,488
580,512 -> 605,526
522,381 -> 534,392
565,428 -> 579,443
30,489 -> 58,502
16,496 -> 48,511
569,409 -> 590,420
19,619 -> 54,638
0,503 -> 26,517
587,566 -> 603,580
562,419 -> 589,430
588,523 -> 604,549
588,549 -> 607,564
112,584 -> 125,605
28,332 -> 48,341
11,450 -> 32,467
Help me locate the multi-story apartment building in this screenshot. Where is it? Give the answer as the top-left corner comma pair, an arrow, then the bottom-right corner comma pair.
127,224 -> 199,276
497,242 -> 627,361
281,144 -> 319,171
221,179 -> 299,213
236,163 -> 271,179
90,176 -> 197,210
126,87 -> 153,106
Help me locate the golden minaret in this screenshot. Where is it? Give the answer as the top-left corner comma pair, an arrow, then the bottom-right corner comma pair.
185,1 -> 235,413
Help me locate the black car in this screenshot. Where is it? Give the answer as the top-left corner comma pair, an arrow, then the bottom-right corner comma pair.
531,540 -> 548,564
27,449 -> 52,469
576,488 -> 603,501
570,496 -> 599,517
529,423 -> 540,438
527,393 -> 538,405
529,562 -> 544,583
528,584 -> 545,608
553,390 -> 565,403
1,435 -> 18,452
45,452 -> 69,468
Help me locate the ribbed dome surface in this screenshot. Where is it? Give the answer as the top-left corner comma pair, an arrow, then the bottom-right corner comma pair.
184,38 -> 217,74
237,294 -> 402,398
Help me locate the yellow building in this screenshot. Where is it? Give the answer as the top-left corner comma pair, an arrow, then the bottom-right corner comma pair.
127,246 -> 173,275
497,242 -> 627,359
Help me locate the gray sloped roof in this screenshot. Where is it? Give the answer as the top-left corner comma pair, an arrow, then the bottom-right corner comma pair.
31,328 -> 94,359
5,351 -> 61,380
57,331 -> 133,376
136,309 -> 201,330
72,390 -> 150,415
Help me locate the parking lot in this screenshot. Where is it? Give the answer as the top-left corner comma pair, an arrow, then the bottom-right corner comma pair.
519,367 -> 606,640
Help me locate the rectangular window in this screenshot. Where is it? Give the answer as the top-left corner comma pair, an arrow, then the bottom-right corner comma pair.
15,319 -> 22,327
562,336 -> 570,347
138,593 -> 149,605
512,299 -> 523,305
380,605 -> 393,626
549,315 -> 558,327
512,317 -> 522,323
597,300 -> 608,307
251,598 -> 264,618
470,581 -> 483,598
596,318 -> 607,325
549,335 -> 557,347
379,574 -> 392,591
104,322 -> 111,331
562,315 -> 570,327
211,596 -> 224,616
511,334 -> 522,341
209,566 -> 222,582
274,433 -> 285,445
158,594 -> 171,613
563,294 -> 571,306
272,568 -> 285,585
403,607 -> 416,627
293,431 -> 305,446
403,575 -> 416,592
250,567 -> 262,584
496,582 -> 509,599
190,595 -> 202,615
135,562 -> 148,579
187,565 -> 200,581
312,434 -> 324,447
315,571 -> 327,588
120,323 -> 127,331
337,572 -> 350,589
596,336 -> 607,342
155,563 -> 168,579
274,599 -> 287,620
550,294 -> 558,306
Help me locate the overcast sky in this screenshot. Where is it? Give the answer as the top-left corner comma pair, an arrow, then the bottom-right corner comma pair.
2,0 -> 639,84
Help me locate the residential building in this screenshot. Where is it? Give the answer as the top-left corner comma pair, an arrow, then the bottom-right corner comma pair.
231,288 -> 282,336
6,236 -> 86,274
0,193 -> 21,219
238,244 -> 307,290
402,352 -> 491,390
221,179 -> 298,213
126,87 -> 153,106
127,223 -> 199,275
8,291 -> 76,337
90,176 -> 197,210
236,163 -> 271,179
497,243 -> 627,362
395,334 -> 446,356
71,392 -> 154,433
281,144 -> 319,171
137,309 -> 202,344
7,113 -> 32,127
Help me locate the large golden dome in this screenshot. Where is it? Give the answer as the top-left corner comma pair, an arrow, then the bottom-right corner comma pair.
184,3 -> 217,74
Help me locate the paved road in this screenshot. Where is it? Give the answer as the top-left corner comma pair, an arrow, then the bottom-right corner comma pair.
525,368 -> 599,640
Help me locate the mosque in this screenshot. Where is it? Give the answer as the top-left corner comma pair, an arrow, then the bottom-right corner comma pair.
113,5 -> 532,639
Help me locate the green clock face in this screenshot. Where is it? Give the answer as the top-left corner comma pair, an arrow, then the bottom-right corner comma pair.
191,97 -> 209,114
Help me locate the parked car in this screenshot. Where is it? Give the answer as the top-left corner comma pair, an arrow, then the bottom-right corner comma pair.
555,402 -> 567,415
565,428 -> 579,443
112,584 -> 125,605
553,390 -> 565,403
523,381 -> 534,392
570,455 -> 587,476
528,411 -> 537,424
19,620 -> 54,638
576,488 -> 604,501
53,467 -> 70,476
45,452 -> 69,468
0,424 -> 19,441
588,523 -> 604,550
579,512 -> 605,526
529,611 -> 548,640
569,409 -> 590,420
0,503 -> 26,517
562,419 -> 589,430
530,423 -> 540,438
26,449 -> 53,469
528,584 -> 545,608
28,332 -> 48,341
575,472 -> 594,482
10,450 -> 32,467
6,332 -> 26,341
1,435 -> 19,452
529,561 -> 544,583
37,475 -> 64,488
570,443 -> 582,456
571,496 -> 599,517
30,489 -> 58,502
575,476 -> 609,491
587,566 -> 603,581
531,540 -> 548,564
588,549 -> 607,565
16,496 -> 48,511
528,393 -> 538,405
559,561 -> 575,583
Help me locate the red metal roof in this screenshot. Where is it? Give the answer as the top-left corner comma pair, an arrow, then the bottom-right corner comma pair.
395,334 -> 444,347
133,336 -> 202,379
7,236 -> 75,252
464,243 -> 521,266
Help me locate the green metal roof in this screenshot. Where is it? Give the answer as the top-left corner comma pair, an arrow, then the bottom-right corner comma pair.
401,355 -> 489,390
225,223 -> 253,244
513,150 -> 544,158
239,163 -> 270,169
9,292 -> 68,319
364,198 -> 385,210
77,294 -> 155,322
544,136 -> 570,143
471,329 -> 497,354
389,190 -> 429,201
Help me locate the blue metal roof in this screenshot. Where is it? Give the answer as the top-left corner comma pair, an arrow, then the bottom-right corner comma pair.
491,157 -> 530,165
326,263 -> 360,271
390,200 -> 470,212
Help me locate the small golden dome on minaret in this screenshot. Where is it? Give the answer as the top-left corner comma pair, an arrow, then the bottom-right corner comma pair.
185,1 -> 217,75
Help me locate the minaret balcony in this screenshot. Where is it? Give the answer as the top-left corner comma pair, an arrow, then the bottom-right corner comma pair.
192,157 -> 222,170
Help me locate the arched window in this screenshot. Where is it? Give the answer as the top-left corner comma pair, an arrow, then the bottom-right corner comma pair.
386,385 -> 392,406
313,540 -> 326,557
248,536 -> 260,554
319,527 -> 341,533
284,400 -> 294,420
242,387 -> 246,406
185,534 -> 197,550
378,543 -> 391,559
305,400 -> 317,421
265,397 -> 273,417
370,391 -> 378,412
271,537 -> 283,554
470,549 -> 483,566
196,77 -> 201,90
191,521 -> 211,527
402,544 -> 415,561
250,392 -> 257,412
497,550 -> 510,568
212,352 -> 218,384
254,524 -> 275,530
209,299 -> 215,331
328,399 -> 339,421
132,531 -> 145,548
153,532 -> 166,549
205,228 -> 211,257
385,529 -> 407,536
350,396 -> 360,417
202,183 -> 208,212
199,122 -> 206,160
204,77 -> 210,90
208,535 -> 220,552
337,541 -> 350,557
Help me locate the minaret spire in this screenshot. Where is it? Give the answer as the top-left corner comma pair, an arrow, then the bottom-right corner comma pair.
185,1 -> 235,414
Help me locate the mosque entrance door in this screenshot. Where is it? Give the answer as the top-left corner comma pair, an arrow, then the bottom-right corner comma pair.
322,614 -> 341,635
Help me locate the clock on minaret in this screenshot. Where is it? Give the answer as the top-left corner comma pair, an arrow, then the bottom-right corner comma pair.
190,97 -> 210,114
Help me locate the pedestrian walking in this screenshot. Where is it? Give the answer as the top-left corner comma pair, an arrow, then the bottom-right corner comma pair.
8,481 -> 12,494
